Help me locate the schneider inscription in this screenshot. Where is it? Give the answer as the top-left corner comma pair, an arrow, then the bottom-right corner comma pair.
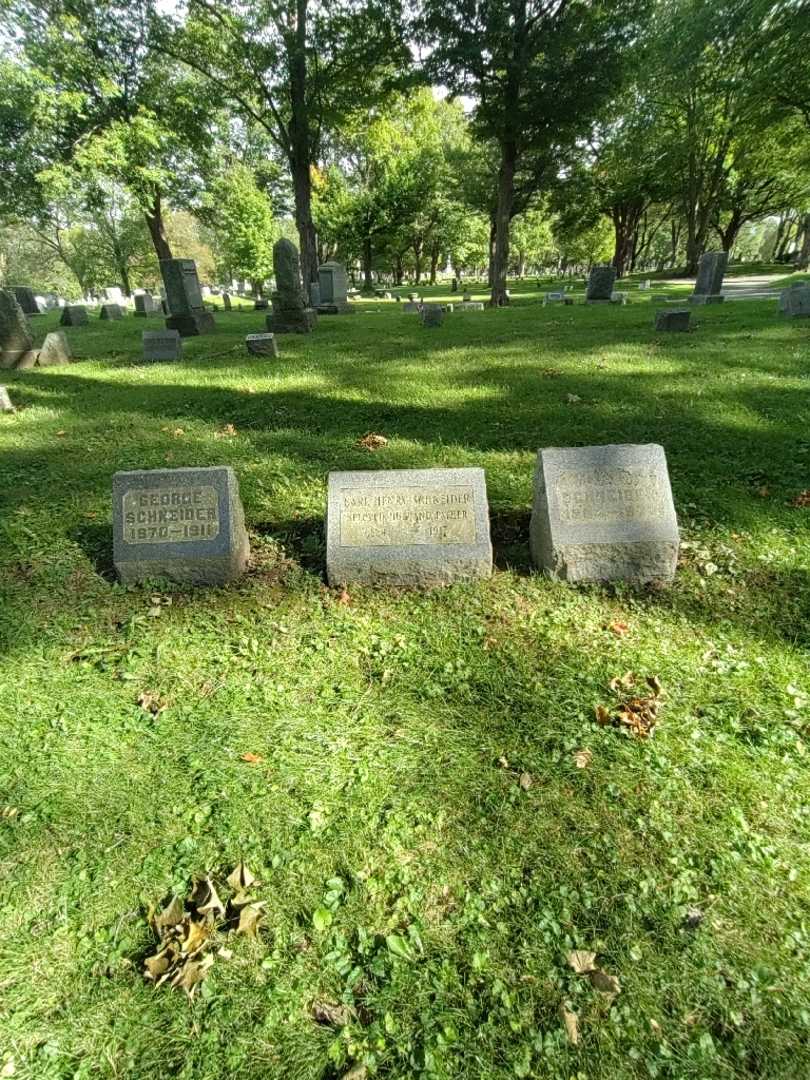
122,485 -> 220,544
339,485 -> 476,547
556,469 -> 667,526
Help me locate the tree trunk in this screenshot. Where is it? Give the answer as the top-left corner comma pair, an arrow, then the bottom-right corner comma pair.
289,0 -> 317,300
719,208 -> 745,253
413,240 -> 423,284
429,240 -> 440,285
487,216 -> 497,287
144,187 -> 173,262
517,251 -> 526,278
797,213 -> 810,270
490,140 -> 516,306
394,252 -> 404,286
362,237 -> 373,291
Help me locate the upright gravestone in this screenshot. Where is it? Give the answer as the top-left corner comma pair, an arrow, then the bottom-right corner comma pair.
0,289 -> 36,368
37,331 -> 72,366
690,252 -> 727,304
655,309 -> 691,332
60,305 -> 89,327
103,286 -> 123,304
134,292 -> 159,317
100,303 -> 124,320
0,386 -> 15,413
160,259 -> 216,336
530,444 -> 679,584
779,282 -> 810,317
11,287 -> 41,315
326,468 -> 493,588
143,330 -> 182,362
267,239 -> 317,334
246,333 -> 278,357
421,304 -> 444,327
112,466 -> 250,586
222,292 -> 232,311
451,279 -> 459,293
317,261 -> 354,314
586,266 -> 617,303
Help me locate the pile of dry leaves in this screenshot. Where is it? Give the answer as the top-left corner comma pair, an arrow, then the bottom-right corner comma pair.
595,673 -> 663,738
144,863 -> 264,998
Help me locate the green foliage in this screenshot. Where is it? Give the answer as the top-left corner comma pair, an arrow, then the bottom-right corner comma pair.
202,163 -> 277,286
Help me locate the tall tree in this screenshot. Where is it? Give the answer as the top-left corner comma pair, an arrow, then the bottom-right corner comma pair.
420,0 -> 644,306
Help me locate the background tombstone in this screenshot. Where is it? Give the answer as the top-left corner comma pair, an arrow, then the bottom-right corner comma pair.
11,287 -> 41,315
403,301 -> 421,313
254,298 -> 269,310
37,331 -> 72,366
586,265 -> 617,302
160,258 -> 216,335
112,465 -> 250,586
60,305 -> 89,327
222,292 -> 232,310
317,261 -> 354,314
779,282 -> 810,317
690,251 -> 727,304
246,333 -> 278,357
0,289 -> 36,368
143,329 -> 182,362
655,309 -> 691,332
0,386 -> 16,413
326,467 -> 493,587
421,303 -> 444,327
530,443 -> 679,584
460,301 -> 485,310
100,303 -> 124,320
267,238 -> 317,334
134,292 -> 159,317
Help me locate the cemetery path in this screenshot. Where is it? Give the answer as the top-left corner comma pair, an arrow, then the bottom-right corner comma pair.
661,272 -> 783,296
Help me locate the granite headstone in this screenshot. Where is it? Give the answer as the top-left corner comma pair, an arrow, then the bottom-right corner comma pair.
37,331 -> 72,366
530,443 -> 679,584
246,333 -> 278,357
160,258 -> 216,335
326,468 -> 493,588
112,465 -> 250,586
100,303 -> 124,320
421,304 -> 444,327
134,292 -> 159,317
0,289 -> 36,368
690,252 -> 727,304
143,329 -> 182,362
317,261 -> 354,314
655,309 -> 691,332
779,282 -> 810,317
60,305 -> 89,327
586,266 -> 617,302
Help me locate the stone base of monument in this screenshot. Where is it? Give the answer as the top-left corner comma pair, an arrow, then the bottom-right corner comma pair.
266,305 -> 317,334
165,312 -> 216,336
655,309 -> 691,332
326,467 -> 492,588
113,466 -> 250,586
246,333 -> 278,357
530,444 -> 679,585
585,298 -> 611,304
688,295 -> 724,305
317,303 -> 355,315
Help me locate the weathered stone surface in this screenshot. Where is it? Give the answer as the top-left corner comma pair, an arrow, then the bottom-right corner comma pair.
326,467 -> 493,588
267,238 -> 317,333
113,465 -> 250,586
134,292 -> 160,317
0,289 -> 35,368
421,304 -> 444,327
529,443 -> 679,584
655,309 -> 691,332
38,331 -> 72,366
222,292 -> 232,310
246,333 -> 278,357
143,329 -> 182,362
610,292 -> 628,305
103,286 -> 123,303
60,305 -> 89,326
460,301 -> 485,310
779,282 -> 810,317
0,386 -> 16,412
586,266 -> 617,302
160,259 -> 216,335
100,303 -> 124,320
690,251 -> 727,303
403,302 -> 421,313
11,287 -> 41,314
317,261 -> 354,314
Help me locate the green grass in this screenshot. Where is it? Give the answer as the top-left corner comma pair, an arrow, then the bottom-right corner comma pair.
1,281 -> 809,1080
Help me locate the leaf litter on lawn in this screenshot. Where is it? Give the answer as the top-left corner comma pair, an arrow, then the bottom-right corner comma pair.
143,863 -> 265,998
595,673 -> 664,738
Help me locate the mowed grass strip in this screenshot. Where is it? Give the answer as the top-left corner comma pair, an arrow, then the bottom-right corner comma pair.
0,283 -> 809,1079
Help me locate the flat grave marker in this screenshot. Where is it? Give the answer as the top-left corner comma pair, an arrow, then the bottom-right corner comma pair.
143,329 -> 182,362
246,333 -> 278,357
60,305 -> 89,327
655,309 -> 691,332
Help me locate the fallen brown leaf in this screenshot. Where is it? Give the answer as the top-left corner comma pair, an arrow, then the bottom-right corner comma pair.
519,772 -> 533,790
237,901 -> 266,937
137,691 -> 168,716
607,620 -> 630,637
567,950 -> 597,974
337,589 -> 351,605
311,1000 -> 353,1027
226,862 -> 257,892
357,432 -> 388,451
573,748 -> 593,769
215,423 -> 237,438
560,1005 -> 579,1045
790,490 -> 810,508
240,752 -> 263,764
589,969 -> 621,996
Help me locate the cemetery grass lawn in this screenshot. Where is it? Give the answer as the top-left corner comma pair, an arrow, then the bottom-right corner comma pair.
2,285 -> 810,1080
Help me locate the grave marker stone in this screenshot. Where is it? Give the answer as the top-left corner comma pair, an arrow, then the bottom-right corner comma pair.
326,467 -> 493,587
134,292 -> 159,317
11,287 -> 41,314
112,465 -> 250,586
690,251 -> 727,304
59,305 -> 89,327
530,443 -> 679,584
779,282 -> 810,317
317,260 -> 354,314
267,238 -> 316,333
655,309 -> 691,332
0,289 -> 36,368
610,291 -> 629,305
143,329 -> 182,362
421,304 -> 444,327
100,303 -> 124,320
586,266 -> 617,302
246,333 -> 278,357
37,331 -> 72,366
254,298 -> 269,310
160,258 -> 216,335
403,302 -> 421,313
460,301 -> 485,310
222,292 -> 232,311
0,386 -> 15,413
